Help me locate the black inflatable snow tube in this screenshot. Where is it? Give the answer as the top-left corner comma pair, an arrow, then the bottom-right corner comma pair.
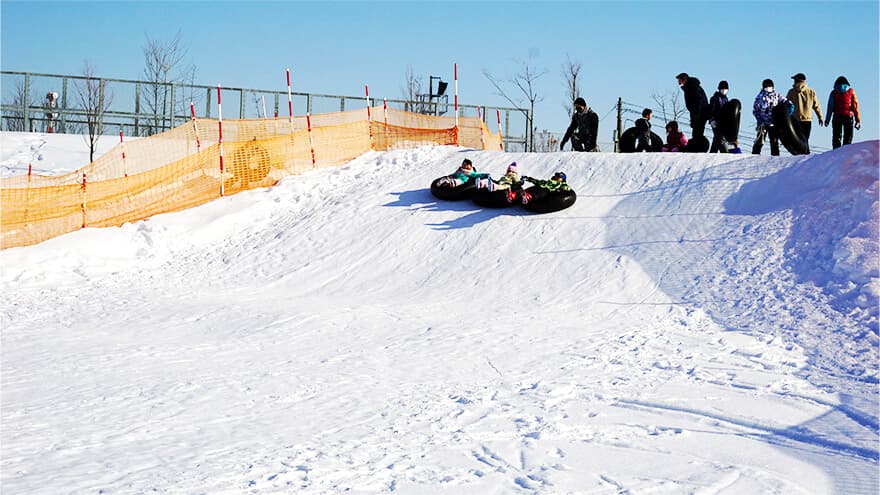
719,99 -> 741,143
522,187 -> 577,213
618,127 -> 663,153
472,187 -> 519,208
686,135 -> 710,153
772,102 -> 809,155
430,176 -> 476,200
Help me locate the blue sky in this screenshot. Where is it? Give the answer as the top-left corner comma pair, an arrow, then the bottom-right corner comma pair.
2,0 -> 878,146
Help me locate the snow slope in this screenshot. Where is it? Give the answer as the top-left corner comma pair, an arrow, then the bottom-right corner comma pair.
1,133 -> 878,494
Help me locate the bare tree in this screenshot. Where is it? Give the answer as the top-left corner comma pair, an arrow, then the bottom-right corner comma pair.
401,65 -> 424,113
2,80 -> 35,131
651,89 -> 686,126
561,55 -> 582,117
76,61 -> 114,162
483,58 -> 547,151
142,30 -> 196,135
401,65 -> 423,101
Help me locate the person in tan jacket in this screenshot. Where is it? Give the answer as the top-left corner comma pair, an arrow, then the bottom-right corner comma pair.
786,73 -> 824,151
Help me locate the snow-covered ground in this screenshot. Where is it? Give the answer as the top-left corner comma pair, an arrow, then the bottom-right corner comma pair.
1,132 -> 878,494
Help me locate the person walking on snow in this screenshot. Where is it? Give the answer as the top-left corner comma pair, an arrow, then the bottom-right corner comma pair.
824,75 -> 861,149
676,73 -> 709,142
785,73 -> 823,151
560,97 -> 599,152
708,81 -> 730,153
751,78 -> 786,156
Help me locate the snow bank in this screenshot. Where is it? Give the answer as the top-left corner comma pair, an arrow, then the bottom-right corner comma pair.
1,133 -> 877,494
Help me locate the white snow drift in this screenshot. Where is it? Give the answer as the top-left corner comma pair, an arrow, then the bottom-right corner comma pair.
1,132 -> 878,494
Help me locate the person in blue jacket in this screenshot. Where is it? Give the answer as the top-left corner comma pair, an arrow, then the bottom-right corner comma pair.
751,78 -> 786,156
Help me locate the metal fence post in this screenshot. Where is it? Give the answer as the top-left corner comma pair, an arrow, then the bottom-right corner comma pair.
23,73 -> 30,132
61,77 -> 68,133
170,83 -> 176,129
134,82 -> 140,136
239,88 -> 245,119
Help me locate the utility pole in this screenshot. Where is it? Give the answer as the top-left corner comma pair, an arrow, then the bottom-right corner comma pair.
615,97 -> 623,152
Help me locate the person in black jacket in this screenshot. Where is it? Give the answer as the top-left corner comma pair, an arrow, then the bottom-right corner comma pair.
635,108 -> 653,152
676,73 -> 709,142
708,80 -> 729,153
560,97 -> 599,152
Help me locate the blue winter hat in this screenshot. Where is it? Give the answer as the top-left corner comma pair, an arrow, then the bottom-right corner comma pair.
552,171 -> 567,182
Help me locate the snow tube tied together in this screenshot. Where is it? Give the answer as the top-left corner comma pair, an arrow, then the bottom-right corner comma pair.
430,176 -> 476,201
522,187 -> 577,213
471,186 -> 520,208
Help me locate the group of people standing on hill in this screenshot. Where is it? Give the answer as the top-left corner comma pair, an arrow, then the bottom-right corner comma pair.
560,73 -> 861,155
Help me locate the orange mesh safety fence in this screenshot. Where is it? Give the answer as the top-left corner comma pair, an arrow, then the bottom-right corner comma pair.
1,108 -> 502,249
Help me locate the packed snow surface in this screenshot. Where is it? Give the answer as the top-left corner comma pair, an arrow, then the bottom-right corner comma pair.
1,132 -> 878,494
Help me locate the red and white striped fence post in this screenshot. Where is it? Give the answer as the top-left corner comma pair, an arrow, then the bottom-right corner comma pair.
190,101 -> 201,152
24,164 -> 32,224
286,68 -> 293,123
119,128 -> 128,177
218,85 -> 225,197
307,113 -> 316,168
454,63 -> 459,145
365,84 -> 373,149
81,172 -> 87,228
497,109 -> 504,151
383,98 -> 388,148
477,106 -> 485,149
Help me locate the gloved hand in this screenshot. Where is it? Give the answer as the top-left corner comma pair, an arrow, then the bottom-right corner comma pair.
709,119 -> 717,129
559,143 -> 565,151
855,122 -> 861,130
521,176 -> 532,183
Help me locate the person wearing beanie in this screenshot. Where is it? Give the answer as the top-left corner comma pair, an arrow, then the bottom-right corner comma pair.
785,73 -> 823,152
560,97 -> 600,152
708,80 -> 731,153
476,162 -> 522,192
824,75 -> 861,149
752,78 -> 786,156
676,72 -> 710,143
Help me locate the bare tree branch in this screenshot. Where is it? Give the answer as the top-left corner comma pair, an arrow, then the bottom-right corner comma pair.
142,30 -> 195,135
2,80 -> 35,131
651,90 -> 685,125
482,58 -> 547,151
76,61 -> 114,162
561,55 -> 582,116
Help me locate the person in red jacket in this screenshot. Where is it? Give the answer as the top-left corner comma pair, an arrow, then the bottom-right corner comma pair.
824,76 -> 861,149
